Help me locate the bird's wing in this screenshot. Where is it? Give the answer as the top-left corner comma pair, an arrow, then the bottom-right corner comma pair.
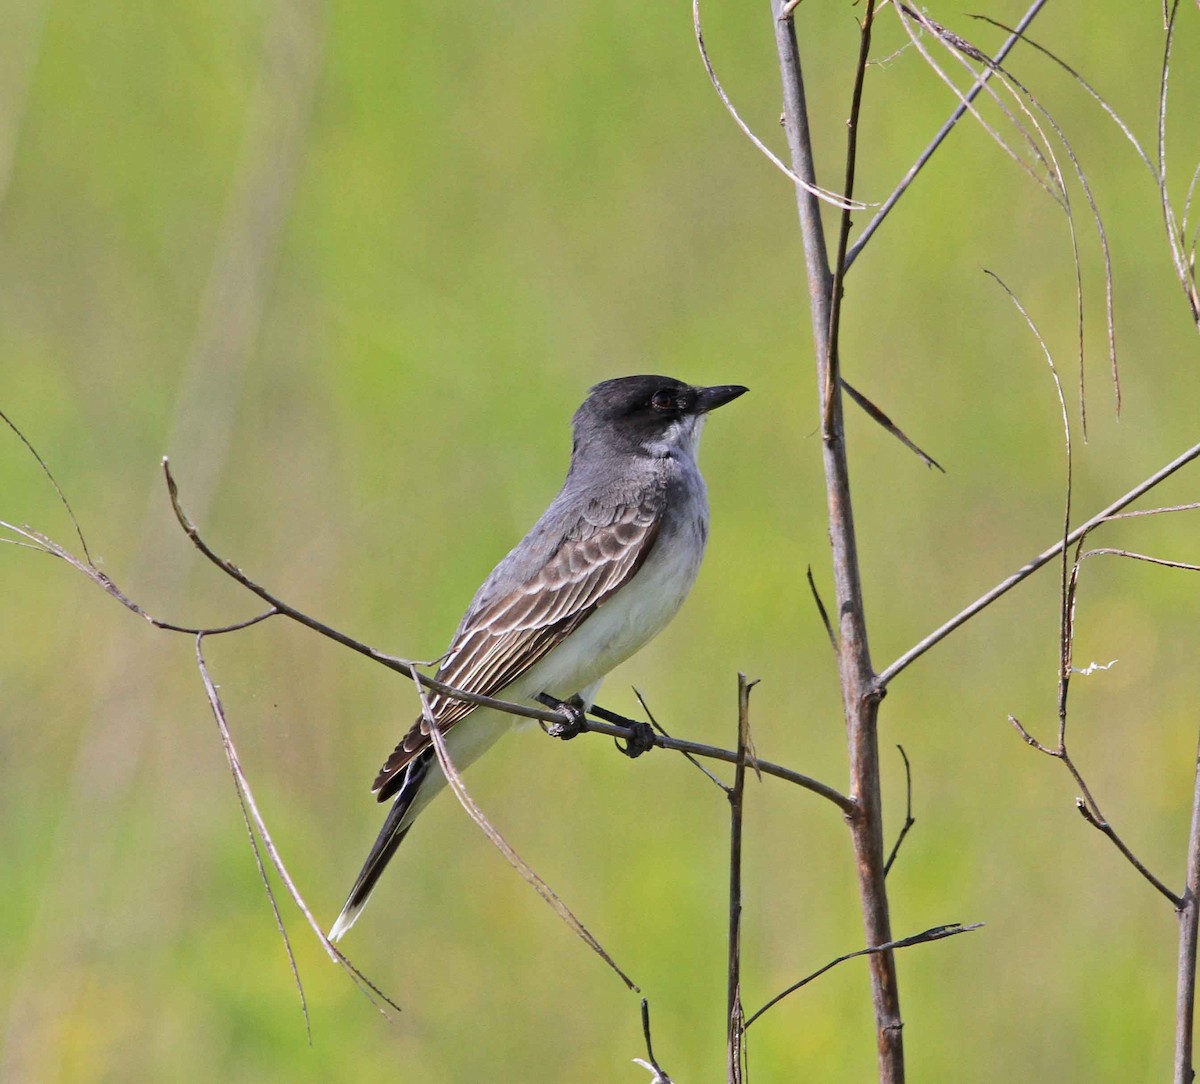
372,495 -> 663,799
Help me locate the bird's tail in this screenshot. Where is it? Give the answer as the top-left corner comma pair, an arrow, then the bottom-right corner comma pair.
328,752 -> 431,942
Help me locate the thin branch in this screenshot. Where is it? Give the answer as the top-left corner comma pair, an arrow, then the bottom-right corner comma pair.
163,458 -> 570,726
982,271 -> 1074,739
631,690 -> 728,793
1103,502 -> 1200,521
9,464 -> 854,817
585,702 -> 853,813
194,634 -> 403,1016
0,408 -> 94,565
196,633 -> 311,1039
840,379 -> 945,472
408,665 -> 639,992
0,518 -> 282,637
883,746 -> 915,878
806,565 -> 837,652
1080,548 -> 1200,573
878,441 -> 1200,687
824,0 -> 879,429
845,0 -> 1052,271
1008,714 -> 1183,907
1075,794 -> 1184,908
743,923 -> 983,1029
692,0 -> 868,211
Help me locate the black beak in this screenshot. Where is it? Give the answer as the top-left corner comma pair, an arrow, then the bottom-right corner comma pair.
693,384 -> 749,414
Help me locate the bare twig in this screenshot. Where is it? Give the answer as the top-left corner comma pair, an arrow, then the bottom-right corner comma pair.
194,634 -> 403,1017
163,457 -> 569,727
806,566 -> 837,652
878,442 -> 1200,687
982,272 -> 1074,737
840,379 -> 945,472
572,703 -> 853,812
824,0 -> 879,428
0,409 -> 94,565
196,633 -> 312,1039
743,923 -> 983,1030
1079,548 -> 1200,573
883,746 -> 915,878
408,665 -> 640,992
1159,1 -> 1200,327
693,0 -> 867,211
631,690 -> 728,793
845,0 -> 1052,271
1008,714 -> 1183,907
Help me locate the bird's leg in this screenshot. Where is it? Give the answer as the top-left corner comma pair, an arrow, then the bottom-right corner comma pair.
537,694 -> 656,758
586,702 -> 656,760
536,692 -> 589,740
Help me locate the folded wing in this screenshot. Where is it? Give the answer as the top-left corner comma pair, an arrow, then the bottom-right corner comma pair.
372,495 -> 662,801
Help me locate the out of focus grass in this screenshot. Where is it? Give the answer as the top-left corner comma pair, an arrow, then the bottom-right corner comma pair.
2,2 -> 1199,1080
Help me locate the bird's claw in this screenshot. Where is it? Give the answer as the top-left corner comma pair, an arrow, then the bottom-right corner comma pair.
537,693 -> 588,740
615,721 -> 655,759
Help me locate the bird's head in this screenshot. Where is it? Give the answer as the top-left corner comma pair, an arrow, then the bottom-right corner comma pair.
571,375 -> 748,461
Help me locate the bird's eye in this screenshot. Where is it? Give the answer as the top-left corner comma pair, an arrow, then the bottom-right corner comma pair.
650,389 -> 676,412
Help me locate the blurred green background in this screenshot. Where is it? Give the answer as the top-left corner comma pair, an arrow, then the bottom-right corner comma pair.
2,1 -> 1199,1080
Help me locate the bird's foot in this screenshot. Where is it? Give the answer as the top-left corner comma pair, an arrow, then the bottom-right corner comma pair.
614,720 -> 655,759
537,693 -> 588,740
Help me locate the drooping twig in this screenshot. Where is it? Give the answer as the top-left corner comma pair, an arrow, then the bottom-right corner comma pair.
1158,0 -> 1200,327
631,690 -> 728,793
913,13 -> 1122,429
1003,506 -> 1200,910
196,633 -> 312,1039
839,379 -> 945,472
845,0 -> 1052,271
194,634 -> 403,1018
883,747 -> 915,878
982,272 -> 1074,738
692,0 -> 866,211
408,665 -> 640,992
805,566 -> 837,652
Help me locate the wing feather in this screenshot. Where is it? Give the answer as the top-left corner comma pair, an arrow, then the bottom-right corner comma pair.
372,496 -> 662,799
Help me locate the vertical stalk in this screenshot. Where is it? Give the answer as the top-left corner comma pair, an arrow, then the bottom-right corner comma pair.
727,675 -> 753,1083
1175,729 -> 1200,1084
768,4 -> 903,1081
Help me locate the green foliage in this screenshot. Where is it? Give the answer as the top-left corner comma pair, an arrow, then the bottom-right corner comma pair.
2,1 -> 1199,1079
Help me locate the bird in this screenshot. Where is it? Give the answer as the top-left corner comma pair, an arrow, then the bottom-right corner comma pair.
328,374 -> 747,941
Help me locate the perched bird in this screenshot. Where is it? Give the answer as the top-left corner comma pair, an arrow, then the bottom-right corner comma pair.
329,375 -> 747,940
